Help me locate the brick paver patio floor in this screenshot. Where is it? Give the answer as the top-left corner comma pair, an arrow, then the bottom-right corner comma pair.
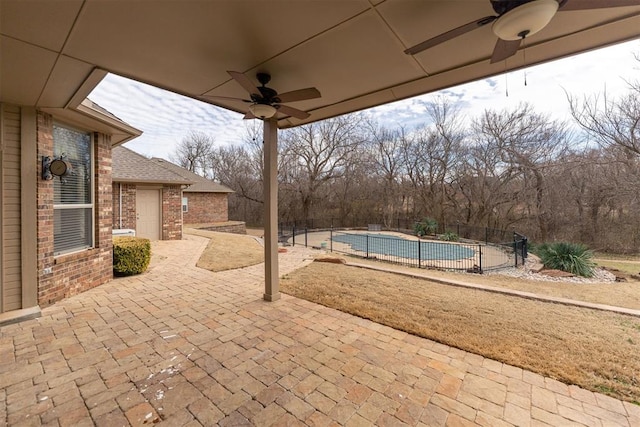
2,235 -> 638,426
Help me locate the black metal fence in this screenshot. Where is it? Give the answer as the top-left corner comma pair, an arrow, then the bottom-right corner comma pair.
279,220 -> 528,273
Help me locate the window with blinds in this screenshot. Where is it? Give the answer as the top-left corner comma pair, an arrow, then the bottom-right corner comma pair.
53,125 -> 93,255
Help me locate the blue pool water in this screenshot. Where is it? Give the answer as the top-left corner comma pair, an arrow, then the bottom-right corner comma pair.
331,233 -> 474,261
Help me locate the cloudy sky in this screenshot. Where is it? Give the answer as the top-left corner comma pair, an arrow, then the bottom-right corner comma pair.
89,39 -> 639,161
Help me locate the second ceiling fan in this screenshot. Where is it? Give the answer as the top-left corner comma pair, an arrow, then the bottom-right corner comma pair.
207,71 -> 321,120
405,0 -> 640,63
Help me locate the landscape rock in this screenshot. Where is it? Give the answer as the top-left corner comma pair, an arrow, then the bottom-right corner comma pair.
529,262 -> 545,273
314,256 -> 346,264
539,269 -> 575,278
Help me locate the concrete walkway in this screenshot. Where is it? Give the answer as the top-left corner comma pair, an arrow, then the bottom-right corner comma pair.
1,235 -> 638,426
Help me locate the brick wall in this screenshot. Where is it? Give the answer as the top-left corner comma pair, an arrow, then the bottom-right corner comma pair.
162,185 -> 183,240
183,192 -> 229,224
198,221 -> 246,235
36,113 -> 114,306
112,183 -> 136,230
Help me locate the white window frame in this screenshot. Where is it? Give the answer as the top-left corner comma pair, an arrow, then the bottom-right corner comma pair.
53,123 -> 95,256
182,196 -> 188,213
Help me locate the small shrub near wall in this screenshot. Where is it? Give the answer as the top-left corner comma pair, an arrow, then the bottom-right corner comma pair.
113,236 -> 151,276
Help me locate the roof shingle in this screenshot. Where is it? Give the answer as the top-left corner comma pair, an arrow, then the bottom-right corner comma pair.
149,158 -> 234,193
112,146 -> 193,185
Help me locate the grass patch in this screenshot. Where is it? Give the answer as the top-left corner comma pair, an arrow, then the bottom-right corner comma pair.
281,262 -> 640,402
595,259 -> 640,276
185,228 -> 263,272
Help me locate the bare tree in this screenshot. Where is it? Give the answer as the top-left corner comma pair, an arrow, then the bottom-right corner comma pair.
473,103 -> 570,240
403,97 -> 465,226
365,121 -> 409,227
170,130 -> 215,177
568,52 -> 640,156
279,113 -> 367,220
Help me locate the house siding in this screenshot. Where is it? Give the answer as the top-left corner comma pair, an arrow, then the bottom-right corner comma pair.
1,104 -> 23,312
36,112 -> 113,307
183,192 -> 229,225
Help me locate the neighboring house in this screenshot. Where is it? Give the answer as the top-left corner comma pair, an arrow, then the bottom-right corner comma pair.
147,158 -> 234,225
111,147 -> 237,240
112,147 -> 193,241
0,100 -> 141,323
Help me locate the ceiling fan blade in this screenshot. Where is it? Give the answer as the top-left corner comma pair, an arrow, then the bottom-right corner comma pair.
405,16 -> 497,55
276,87 -> 321,103
243,111 -> 256,120
490,38 -> 522,63
227,71 -> 260,96
203,95 -> 252,103
275,104 -> 310,119
559,0 -> 640,11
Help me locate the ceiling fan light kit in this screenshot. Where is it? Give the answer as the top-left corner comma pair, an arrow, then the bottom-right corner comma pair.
404,0 -> 640,63
492,0 -> 559,40
249,103 -> 277,119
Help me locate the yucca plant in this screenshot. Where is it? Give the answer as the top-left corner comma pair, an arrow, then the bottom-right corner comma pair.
414,217 -> 438,237
440,231 -> 459,242
535,242 -> 596,278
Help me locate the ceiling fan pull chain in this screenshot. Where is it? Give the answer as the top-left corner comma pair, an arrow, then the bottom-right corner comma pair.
505,62 -> 509,97
522,35 -> 528,87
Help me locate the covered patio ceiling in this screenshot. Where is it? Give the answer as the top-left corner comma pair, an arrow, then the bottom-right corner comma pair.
2,0 -> 640,129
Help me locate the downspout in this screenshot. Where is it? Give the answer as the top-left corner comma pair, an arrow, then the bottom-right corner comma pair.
119,183 -> 123,229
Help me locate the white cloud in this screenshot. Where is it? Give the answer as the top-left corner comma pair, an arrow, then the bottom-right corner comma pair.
90,39 -> 639,158
370,39 -> 639,129
89,75 -> 248,160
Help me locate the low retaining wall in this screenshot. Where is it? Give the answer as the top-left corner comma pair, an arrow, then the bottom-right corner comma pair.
195,221 -> 246,235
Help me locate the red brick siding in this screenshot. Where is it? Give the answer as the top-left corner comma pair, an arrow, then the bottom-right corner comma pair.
36,113 -> 113,306
112,183 -> 136,230
183,192 -> 229,224
162,185 -> 183,240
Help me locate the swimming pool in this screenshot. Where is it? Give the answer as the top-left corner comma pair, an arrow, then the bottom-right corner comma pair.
331,233 -> 475,261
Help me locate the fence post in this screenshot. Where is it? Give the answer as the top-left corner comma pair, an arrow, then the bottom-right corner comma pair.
418,239 -> 421,269
366,234 -> 369,258
292,225 -> 296,247
330,227 -> 333,252
457,221 -> 460,237
305,228 -> 308,247
513,233 -> 518,267
479,244 -> 483,273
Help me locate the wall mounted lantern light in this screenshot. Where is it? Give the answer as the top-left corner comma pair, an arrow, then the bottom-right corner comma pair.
42,155 -> 70,180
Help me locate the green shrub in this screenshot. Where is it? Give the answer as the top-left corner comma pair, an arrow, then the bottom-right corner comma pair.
113,236 -> 151,276
414,217 -> 438,237
534,242 -> 596,278
440,232 -> 459,242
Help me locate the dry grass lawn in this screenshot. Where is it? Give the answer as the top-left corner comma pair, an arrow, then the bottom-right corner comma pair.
186,228 -> 263,272
347,257 -> 640,310
596,259 -> 640,276
281,262 -> 640,403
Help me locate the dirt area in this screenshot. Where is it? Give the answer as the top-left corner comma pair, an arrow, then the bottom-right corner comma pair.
280,261 -> 640,403
185,228 -> 263,272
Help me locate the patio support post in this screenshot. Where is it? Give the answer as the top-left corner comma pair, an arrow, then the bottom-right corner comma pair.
263,118 -> 280,301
